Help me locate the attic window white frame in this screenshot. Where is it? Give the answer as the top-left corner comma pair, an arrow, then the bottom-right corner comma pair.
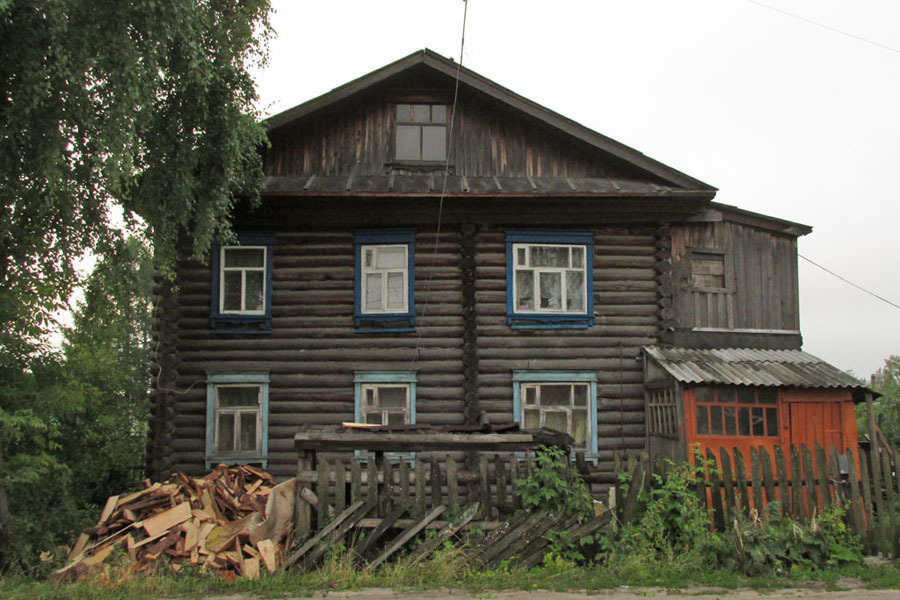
394,103 -> 448,162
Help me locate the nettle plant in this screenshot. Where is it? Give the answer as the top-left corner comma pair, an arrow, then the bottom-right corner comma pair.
514,445 -> 594,520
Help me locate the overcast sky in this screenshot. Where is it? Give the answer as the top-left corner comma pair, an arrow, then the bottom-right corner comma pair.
254,0 -> 900,380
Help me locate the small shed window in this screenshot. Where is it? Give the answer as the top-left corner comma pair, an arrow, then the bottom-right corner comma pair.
395,104 -> 447,161
648,388 -> 678,436
695,386 -> 778,438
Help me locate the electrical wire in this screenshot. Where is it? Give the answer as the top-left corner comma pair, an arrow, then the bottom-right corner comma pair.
743,0 -> 900,55
799,253 -> 900,310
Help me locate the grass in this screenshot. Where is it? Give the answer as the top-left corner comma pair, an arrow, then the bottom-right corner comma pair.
2,552 -> 899,600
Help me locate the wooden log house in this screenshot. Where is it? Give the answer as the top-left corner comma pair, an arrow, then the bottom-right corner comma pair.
148,49 -> 869,491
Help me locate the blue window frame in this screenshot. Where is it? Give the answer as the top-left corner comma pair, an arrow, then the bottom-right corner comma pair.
210,232 -> 274,333
512,370 -> 598,458
354,230 -> 415,332
506,230 -> 594,329
206,372 -> 269,469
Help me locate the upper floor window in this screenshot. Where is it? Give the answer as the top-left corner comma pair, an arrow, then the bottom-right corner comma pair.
694,386 -> 779,438
206,372 -> 269,468
210,233 -> 274,331
395,104 -> 447,162
354,230 -> 416,331
689,248 -> 732,292
513,371 -> 598,456
506,230 -> 594,329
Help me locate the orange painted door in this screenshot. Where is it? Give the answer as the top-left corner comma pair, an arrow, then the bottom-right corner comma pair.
789,402 -> 845,451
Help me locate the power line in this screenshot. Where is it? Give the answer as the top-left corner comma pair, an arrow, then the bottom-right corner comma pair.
743,0 -> 900,55
799,254 -> 900,310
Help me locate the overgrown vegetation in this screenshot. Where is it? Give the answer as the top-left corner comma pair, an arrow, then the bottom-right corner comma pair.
857,355 -> 900,447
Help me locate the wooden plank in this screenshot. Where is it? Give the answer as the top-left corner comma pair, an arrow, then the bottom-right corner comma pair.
256,538 -> 277,573
613,452 -> 625,519
414,459 -> 426,517
774,446 -> 790,517
520,512 -> 613,569
621,459 -> 645,525
706,449 -> 724,531
366,505 -> 446,571
829,446 -> 844,507
733,447 -> 750,517
471,510 -> 532,561
758,446 -> 779,516
98,495 -> 119,525
880,449 -> 899,558
283,500 -> 368,570
302,500 -> 373,571
815,444 -> 830,511
354,503 -> 409,559
790,445 -> 805,520
317,457 -> 330,526
398,458 -> 410,509
447,458 -> 459,512
750,447 -> 763,512
403,502 -> 479,565
479,455 -> 492,519
366,459 -> 378,509
507,512 -> 575,569
495,454 -> 508,510
142,502 -> 192,538
335,461 -> 347,515
350,459 -> 361,503
801,445 -> 818,518
845,447 -> 864,536
484,511 -> 561,569
719,447 -> 736,522
859,446 -> 876,554
431,458 -> 442,510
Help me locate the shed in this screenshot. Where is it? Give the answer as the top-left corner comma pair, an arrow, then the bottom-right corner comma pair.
642,346 -> 868,468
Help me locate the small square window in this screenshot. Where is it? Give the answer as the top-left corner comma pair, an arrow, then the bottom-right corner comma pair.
206,372 -> 269,468
395,104 -> 447,162
513,371 -> 598,456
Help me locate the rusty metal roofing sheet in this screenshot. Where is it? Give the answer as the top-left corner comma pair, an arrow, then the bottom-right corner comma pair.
643,346 -> 866,390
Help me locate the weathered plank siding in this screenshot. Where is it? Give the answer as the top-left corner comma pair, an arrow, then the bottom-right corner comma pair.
167,229 -> 465,479
474,225 -> 658,476
671,221 -> 799,332
265,92 -> 649,180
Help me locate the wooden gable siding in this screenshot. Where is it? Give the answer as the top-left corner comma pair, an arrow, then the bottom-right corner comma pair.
473,225 -> 659,475
671,221 -> 799,332
264,93 -> 649,180
166,230 -> 465,479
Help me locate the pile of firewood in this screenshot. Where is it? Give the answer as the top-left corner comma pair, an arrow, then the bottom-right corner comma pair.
57,465 -> 296,579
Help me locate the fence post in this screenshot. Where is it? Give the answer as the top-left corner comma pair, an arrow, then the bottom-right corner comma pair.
774,446 -> 790,517
758,446 -> 779,516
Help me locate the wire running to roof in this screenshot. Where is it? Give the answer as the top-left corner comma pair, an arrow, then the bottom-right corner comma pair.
800,254 -> 900,311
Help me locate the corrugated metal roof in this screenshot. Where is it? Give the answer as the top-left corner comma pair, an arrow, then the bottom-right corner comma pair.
643,346 -> 867,390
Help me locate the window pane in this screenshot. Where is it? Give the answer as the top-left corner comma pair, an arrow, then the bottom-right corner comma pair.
386,272 -> 405,309
710,405 -> 724,434
766,407 -> 778,436
378,386 -> 407,408
717,388 -> 735,403
524,386 -> 537,406
695,387 -> 714,404
530,246 -> 569,268
364,248 -> 374,268
431,105 -> 447,123
515,270 -> 534,310
752,407 -> 765,436
365,273 -> 382,310
539,272 -> 562,309
738,388 -> 755,404
366,411 -> 382,425
758,389 -> 777,404
239,412 -> 257,452
571,246 -> 584,268
217,414 -> 235,453
244,270 -> 265,311
396,125 -> 420,160
396,104 -> 411,121
738,407 -> 751,435
365,388 -> 375,407
412,104 -> 430,122
697,405 -> 709,435
422,126 -> 446,161
573,385 -> 587,406
224,248 -> 264,268
376,246 -> 406,269
573,409 -> 587,447
724,406 -> 736,435
566,271 -> 584,311
545,411 -> 568,435
387,412 -> 406,425
541,384 -> 571,406
218,386 -> 258,407
524,409 -> 539,429
516,247 -> 527,265
222,272 -> 242,311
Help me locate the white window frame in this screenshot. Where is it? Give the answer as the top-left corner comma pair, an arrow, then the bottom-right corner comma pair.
360,383 -> 412,426
206,372 -> 269,468
513,371 -> 598,457
512,243 -> 588,315
219,245 -> 267,315
360,244 -> 409,315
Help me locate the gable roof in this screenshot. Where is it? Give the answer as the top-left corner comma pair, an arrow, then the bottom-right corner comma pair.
264,49 -> 717,194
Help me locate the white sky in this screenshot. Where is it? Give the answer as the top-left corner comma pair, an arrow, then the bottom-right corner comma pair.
254,0 -> 900,380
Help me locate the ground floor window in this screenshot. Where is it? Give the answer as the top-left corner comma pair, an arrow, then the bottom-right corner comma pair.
694,386 -> 778,437
354,371 -> 417,426
513,371 -> 597,455
205,372 -> 269,468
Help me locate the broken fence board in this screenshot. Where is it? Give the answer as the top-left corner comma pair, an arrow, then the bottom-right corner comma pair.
284,500 -> 368,570
366,505 -> 446,571
403,502 -> 479,565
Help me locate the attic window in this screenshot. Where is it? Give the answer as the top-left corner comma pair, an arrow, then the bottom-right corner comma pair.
690,249 -> 729,291
395,104 -> 447,161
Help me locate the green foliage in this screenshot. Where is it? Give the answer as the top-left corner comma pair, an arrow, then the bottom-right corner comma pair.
600,459 -> 721,573
514,445 -> 593,521
858,355 -> 900,447
723,505 -> 863,576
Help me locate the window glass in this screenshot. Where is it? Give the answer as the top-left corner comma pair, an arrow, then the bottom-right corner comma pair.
738,388 -> 756,404
573,385 -> 587,406
573,409 -> 587,446
524,409 -> 540,429
518,380 -> 593,452
545,411 -> 568,434
376,246 -> 406,269
766,408 -> 779,436
422,126 -> 446,161
738,407 -> 751,435
224,248 -> 264,268
571,246 -> 584,268
697,405 -> 709,435
724,406 -> 736,435
531,246 -> 569,268
218,386 -> 258,407
752,407 -> 765,436
511,242 -> 589,315
431,105 -> 447,123
695,387 -> 715,404
541,385 -> 571,406
395,125 -> 420,160
539,272 -> 562,309
710,405 -> 723,434
217,414 -> 235,453
240,413 -> 258,451
566,271 -> 584,311
222,272 -> 243,311
412,104 -> 430,122
378,387 -> 406,408
386,273 -> 405,309
515,270 -> 534,310
396,104 -> 411,120
244,271 -> 265,311
365,273 -> 382,310
758,389 -> 777,404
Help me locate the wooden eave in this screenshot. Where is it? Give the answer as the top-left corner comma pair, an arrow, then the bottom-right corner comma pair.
685,202 -> 813,237
264,49 -> 718,193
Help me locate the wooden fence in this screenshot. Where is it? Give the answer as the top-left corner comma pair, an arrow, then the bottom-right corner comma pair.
614,442 -> 900,557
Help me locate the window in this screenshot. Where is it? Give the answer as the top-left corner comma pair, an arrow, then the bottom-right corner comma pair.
354,372 -> 417,459
513,371 -> 598,455
506,230 -> 593,328
689,248 -> 731,291
694,386 -> 779,438
395,104 -> 447,162
354,230 -> 415,331
206,372 -> 269,468
210,233 -> 274,331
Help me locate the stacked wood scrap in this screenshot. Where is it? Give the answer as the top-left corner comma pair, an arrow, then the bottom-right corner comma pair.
57,465 -> 295,580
